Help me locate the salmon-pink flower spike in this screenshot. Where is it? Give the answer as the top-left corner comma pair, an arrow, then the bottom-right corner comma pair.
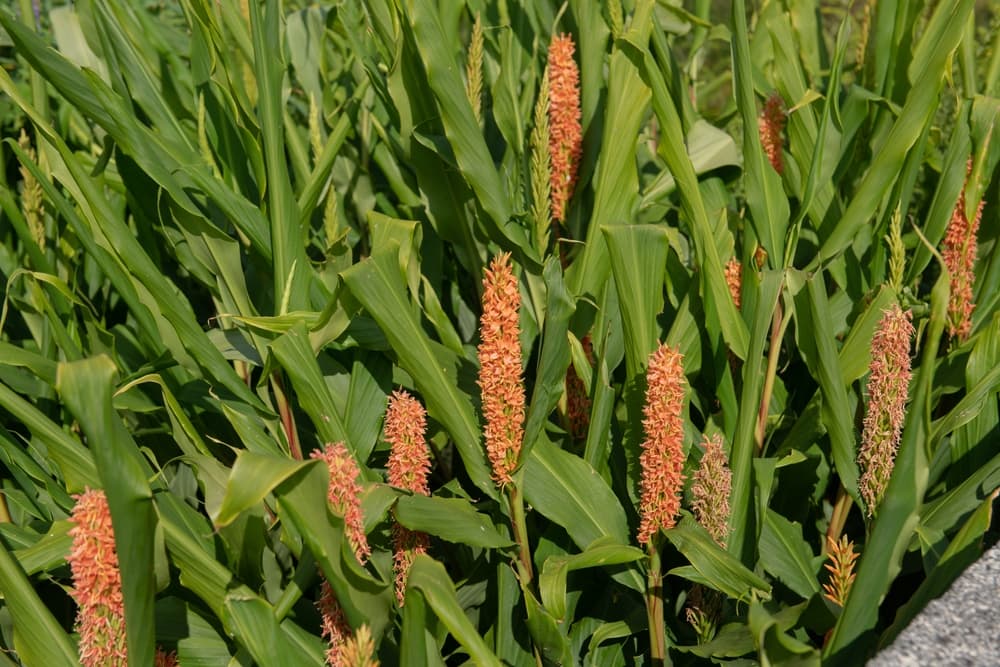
942,161 -> 984,341
67,488 -> 127,667
385,389 -> 432,604
724,258 -> 742,309
758,92 -> 785,174
311,442 -> 371,564
318,580 -> 353,667
690,434 -> 732,548
478,253 -> 526,487
547,33 -> 582,223
385,390 -> 432,495
858,304 -> 914,516
637,344 -> 687,545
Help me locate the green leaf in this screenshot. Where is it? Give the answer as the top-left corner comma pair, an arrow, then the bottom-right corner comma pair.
566,0 -> 654,301
213,451 -> 303,528
539,538 -> 645,621
758,509 -> 821,599
341,248 -> 495,499
604,225 -> 669,378
524,587 -> 576,667
523,258 -> 575,460
223,593 -> 323,666
57,356 -> 155,667
523,437 -> 644,593
271,461 -> 393,636
406,554 -> 502,667
731,0 -> 791,265
270,324 -> 351,449
665,516 -> 772,602
0,540 -> 77,667
394,495 -> 514,549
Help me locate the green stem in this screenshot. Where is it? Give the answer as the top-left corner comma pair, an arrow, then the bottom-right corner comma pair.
646,537 -> 667,666
755,295 -> 788,454
507,484 -> 534,585
271,374 -> 302,460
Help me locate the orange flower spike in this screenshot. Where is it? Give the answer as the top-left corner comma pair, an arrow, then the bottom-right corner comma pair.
547,33 -> 582,223
385,390 -> 432,496
318,581 -> 353,667
822,535 -> 859,607
385,390 -> 433,605
477,253 -> 526,487
67,488 -> 128,667
724,258 -> 742,309
858,304 -> 914,516
690,434 -> 732,548
311,442 -> 371,564
941,160 -> 984,341
637,344 -> 687,545
758,92 -> 785,174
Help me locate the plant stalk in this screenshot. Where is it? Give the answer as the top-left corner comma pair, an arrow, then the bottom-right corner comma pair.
646,537 -> 667,666
507,483 -> 534,585
271,374 -> 302,460
755,295 -> 787,454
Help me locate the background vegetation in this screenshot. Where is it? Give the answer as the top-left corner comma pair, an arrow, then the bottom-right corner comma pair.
1,0 -> 999,665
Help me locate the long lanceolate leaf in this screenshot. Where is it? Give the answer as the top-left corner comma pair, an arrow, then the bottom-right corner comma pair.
566,0 -> 654,301
248,0 -> 309,313
0,541 -> 78,667
57,356 -> 156,667
816,0 -> 975,264
341,249 -> 496,499
730,0 -> 789,267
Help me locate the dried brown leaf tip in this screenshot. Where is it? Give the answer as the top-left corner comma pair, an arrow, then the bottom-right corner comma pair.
637,343 -> 687,545
68,488 -> 127,667
823,535 -> 859,607
942,159 -> 984,342
758,92 -> 785,174
724,258 -> 742,309
385,389 -> 432,605
690,434 -> 732,549
858,304 -> 914,517
478,252 -> 525,487
547,33 -> 582,223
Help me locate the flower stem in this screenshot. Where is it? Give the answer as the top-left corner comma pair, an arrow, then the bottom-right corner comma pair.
646,537 -> 667,666
507,483 -> 534,585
